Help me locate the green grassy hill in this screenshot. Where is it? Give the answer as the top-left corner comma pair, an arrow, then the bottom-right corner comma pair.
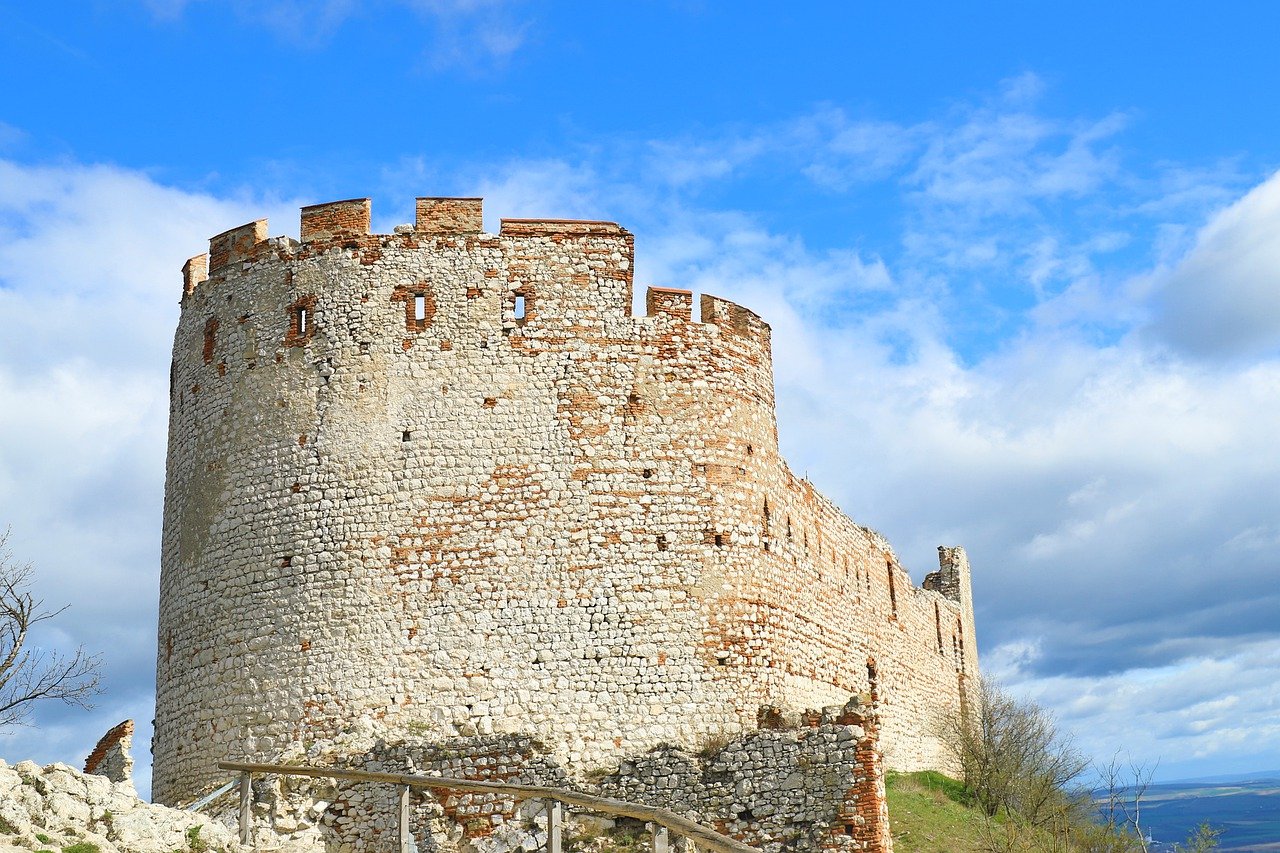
887,771 -> 993,853
886,771 -> 1104,853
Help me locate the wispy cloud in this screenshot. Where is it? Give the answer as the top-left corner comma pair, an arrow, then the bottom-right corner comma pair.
138,0 -> 531,66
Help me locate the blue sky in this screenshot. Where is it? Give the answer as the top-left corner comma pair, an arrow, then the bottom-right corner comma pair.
2,1 -> 1280,796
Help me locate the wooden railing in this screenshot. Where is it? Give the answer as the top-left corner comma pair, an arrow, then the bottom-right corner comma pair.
218,761 -> 758,853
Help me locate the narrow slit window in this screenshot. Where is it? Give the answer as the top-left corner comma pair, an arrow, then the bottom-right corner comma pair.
414,293 -> 426,322
887,562 -> 898,616
297,306 -> 309,336
514,295 -> 526,319
935,603 -> 944,654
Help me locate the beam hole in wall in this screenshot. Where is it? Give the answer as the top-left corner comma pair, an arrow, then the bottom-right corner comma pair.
747,444 -> 753,456
402,430 -> 411,442
656,534 -> 667,551
714,533 -> 724,547
643,468 -> 654,479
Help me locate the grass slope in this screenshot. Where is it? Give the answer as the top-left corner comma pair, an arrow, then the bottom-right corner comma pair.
886,771 -> 991,853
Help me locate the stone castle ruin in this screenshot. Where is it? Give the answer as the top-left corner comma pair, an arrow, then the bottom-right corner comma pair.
155,197 -> 980,850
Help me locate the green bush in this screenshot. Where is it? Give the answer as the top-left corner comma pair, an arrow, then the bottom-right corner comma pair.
186,824 -> 208,852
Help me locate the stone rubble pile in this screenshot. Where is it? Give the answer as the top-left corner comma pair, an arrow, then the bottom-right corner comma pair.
0,758 -> 245,853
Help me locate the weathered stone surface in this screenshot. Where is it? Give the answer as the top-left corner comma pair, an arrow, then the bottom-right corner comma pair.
197,703 -> 888,853
0,758 -> 248,853
155,197 -> 981,851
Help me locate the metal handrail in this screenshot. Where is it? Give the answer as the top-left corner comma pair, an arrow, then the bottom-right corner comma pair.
185,778 -> 239,812
219,760 -> 757,853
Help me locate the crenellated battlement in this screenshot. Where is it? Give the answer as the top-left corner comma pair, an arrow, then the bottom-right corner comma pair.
418,197 -> 483,234
300,197 -> 371,242
499,218 -> 628,237
181,196 -> 771,355
208,218 -> 267,272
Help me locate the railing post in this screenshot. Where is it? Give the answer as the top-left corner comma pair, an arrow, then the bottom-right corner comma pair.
238,771 -> 251,845
398,783 -> 412,853
649,822 -> 669,853
546,799 -> 563,853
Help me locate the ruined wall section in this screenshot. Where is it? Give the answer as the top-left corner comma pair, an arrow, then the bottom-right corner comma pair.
155,196 -> 977,807
722,462 -> 978,771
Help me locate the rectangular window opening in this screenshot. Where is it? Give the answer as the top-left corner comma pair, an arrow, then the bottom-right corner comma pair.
414,293 -> 426,322
514,295 -> 526,319
297,306 -> 309,335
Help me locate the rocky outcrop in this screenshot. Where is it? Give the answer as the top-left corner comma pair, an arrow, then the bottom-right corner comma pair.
0,758 -> 243,853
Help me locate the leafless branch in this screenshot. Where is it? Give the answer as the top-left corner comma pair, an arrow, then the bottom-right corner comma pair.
0,528 -> 102,728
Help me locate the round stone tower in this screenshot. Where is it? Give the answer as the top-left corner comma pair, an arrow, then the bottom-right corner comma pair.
154,197 -> 978,806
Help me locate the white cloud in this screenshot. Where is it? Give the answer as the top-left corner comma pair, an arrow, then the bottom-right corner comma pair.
472,160 -> 608,228
1150,170 -> 1280,357
1008,638 -> 1280,779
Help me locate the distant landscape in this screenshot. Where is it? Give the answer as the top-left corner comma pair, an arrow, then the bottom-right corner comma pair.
1120,775 -> 1280,852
